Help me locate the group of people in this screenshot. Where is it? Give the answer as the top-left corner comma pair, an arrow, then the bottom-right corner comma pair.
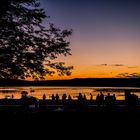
48,93 -> 72,103
42,92 -> 116,104
96,92 -> 116,106
41,91 -> 139,106
124,90 -> 139,106
19,90 -> 139,112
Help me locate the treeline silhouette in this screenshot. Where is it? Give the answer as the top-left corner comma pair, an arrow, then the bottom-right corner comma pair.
0,78 -> 140,87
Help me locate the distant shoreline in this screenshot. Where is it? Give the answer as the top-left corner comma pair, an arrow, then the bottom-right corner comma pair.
0,78 -> 140,87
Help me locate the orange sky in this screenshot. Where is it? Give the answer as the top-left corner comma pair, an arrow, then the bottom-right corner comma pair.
41,0 -> 140,80
45,37 -> 140,80
45,64 -> 140,80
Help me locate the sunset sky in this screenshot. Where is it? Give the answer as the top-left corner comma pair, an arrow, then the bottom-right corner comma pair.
41,0 -> 140,79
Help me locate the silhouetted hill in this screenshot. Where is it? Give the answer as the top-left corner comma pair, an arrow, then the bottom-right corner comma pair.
0,78 -> 140,87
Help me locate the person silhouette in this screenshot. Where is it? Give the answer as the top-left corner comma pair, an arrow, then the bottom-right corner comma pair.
83,94 -> 87,100
105,93 -> 111,106
62,94 -> 67,104
20,91 -> 29,111
42,94 -> 46,100
90,93 -> 93,101
11,94 -> 14,99
99,92 -> 104,105
50,94 -> 55,101
78,93 -> 82,102
55,94 -> 60,104
96,93 -> 100,106
68,94 -> 72,102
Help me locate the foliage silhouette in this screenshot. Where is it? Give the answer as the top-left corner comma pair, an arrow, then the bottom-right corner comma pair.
0,0 -> 73,79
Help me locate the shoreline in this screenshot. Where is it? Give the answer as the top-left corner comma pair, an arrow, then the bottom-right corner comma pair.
0,78 -> 140,87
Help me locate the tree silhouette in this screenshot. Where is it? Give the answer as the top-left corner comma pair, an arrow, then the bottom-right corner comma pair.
0,0 -> 73,79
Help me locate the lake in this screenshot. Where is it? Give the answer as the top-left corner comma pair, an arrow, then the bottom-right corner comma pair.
0,86 -> 140,100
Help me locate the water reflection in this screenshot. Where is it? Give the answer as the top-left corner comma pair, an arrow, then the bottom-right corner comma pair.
0,86 -> 140,100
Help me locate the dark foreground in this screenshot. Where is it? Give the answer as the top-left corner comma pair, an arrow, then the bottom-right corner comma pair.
1,101 -> 140,124
0,107 -> 139,138
0,89 -> 139,137
0,105 -> 140,139
0,98 -> 140,120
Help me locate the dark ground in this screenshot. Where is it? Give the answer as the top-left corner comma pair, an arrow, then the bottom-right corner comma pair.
0,99 -> 139,139
0,111 -> 139,139
0,109 -> 139,140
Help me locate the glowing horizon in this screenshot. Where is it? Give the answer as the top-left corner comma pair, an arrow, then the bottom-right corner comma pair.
40,0 -> 140,80
44,64 -> 140,80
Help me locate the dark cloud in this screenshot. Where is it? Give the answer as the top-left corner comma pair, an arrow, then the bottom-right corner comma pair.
111,64 -> 124,67
97,64 -> 124,67
100,64 -> 108,66
116,73 -> 140,78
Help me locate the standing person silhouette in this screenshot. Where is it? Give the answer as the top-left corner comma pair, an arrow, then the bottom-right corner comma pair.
42,94 -> 46,100
56,94 -> 60,104
90,93 -> 93,101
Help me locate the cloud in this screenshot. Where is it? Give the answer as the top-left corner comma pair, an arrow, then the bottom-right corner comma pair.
100,64 -> 108,66
111,64 -> 124,67
96,64 -> 124,67
116,73 -> 140,78
127,66 -> 137,69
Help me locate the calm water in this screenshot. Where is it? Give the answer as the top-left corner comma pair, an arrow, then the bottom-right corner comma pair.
0,86 -> 140,100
